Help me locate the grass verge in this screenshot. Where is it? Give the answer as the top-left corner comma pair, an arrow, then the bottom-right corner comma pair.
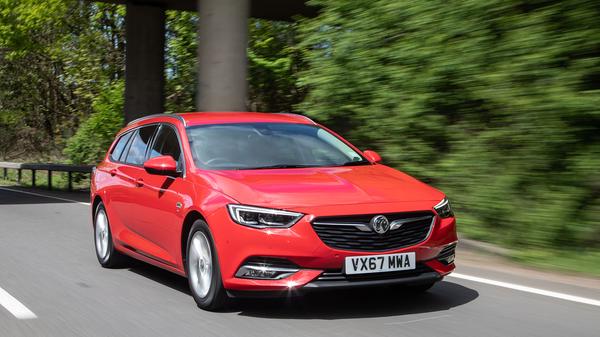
509,249 -> 600,278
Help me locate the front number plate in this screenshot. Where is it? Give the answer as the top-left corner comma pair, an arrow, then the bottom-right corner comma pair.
344,252 -> 416,275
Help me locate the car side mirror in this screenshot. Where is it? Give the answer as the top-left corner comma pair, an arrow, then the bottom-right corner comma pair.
363,150 -> 382,163
143,156 -> 180,176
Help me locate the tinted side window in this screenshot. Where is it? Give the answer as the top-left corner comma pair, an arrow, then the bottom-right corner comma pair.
149,126 -> 182,164
110,132 -> 133,162
124,125 -> 158,165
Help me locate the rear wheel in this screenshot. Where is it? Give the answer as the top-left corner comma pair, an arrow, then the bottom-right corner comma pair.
186,220 -> 229,311
94,202 -> 126,268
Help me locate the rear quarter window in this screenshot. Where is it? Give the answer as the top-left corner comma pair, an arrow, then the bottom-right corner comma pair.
110,132 -> 133,162
124,125 -> 158,165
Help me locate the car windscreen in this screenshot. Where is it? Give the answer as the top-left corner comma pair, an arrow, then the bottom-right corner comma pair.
186,123 -> 368,170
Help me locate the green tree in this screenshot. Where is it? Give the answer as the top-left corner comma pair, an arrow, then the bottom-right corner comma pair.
0,0 -> 125,160
162,13 -> 306,113
1,2 -> 307,163
165,10 -> 198,113
248,19 -> 306,112
64,81 -> 124,164
299,0 -> 600,251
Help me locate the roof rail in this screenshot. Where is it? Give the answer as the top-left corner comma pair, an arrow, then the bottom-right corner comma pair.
127,113 -> 186,127
275,112 -> 316,124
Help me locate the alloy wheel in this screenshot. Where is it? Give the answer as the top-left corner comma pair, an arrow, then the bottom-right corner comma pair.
188,231 -> 213,298
95,209 -> 109,260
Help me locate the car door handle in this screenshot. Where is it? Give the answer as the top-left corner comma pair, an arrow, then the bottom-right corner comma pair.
109,169 -> 117,177
135,178 -> 144,187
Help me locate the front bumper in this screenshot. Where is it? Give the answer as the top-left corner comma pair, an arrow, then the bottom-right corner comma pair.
207,202 -> 458,293
227,270 -> 443,298
305,271 -> 442,290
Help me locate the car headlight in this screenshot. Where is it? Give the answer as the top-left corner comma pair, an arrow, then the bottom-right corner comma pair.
434,197 -> 454,218
227,204 -> 304,228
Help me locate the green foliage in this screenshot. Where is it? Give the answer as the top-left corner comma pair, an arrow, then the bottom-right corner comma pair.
299,0 -> 600,251
0,0 -> 68,57
64,82 -> 124,164
2,0 -> 599,266
0,0 -> 125,160
162,13 -> 305,113
165,10 -> 198,113
248,19 -> 306,112
0,111 -> 22,159
1,3 -> 305,163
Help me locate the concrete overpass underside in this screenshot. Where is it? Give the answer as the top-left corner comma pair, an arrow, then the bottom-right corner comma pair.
95,0 -> 317,122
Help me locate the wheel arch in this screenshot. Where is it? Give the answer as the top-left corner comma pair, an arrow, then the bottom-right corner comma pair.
91,195 -> 104,225
181,210 -> 208,269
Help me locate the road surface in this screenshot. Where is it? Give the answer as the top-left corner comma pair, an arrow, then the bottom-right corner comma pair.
0,186 -> 598,337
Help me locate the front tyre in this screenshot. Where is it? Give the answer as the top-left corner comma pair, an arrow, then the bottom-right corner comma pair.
94,202 -> 126,268
186,220 -> 228,311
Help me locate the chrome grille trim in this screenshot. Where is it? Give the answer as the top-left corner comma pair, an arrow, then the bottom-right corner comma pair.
311,211 -> 436,252
313,215 -> 433,232
311,221 -> 371,232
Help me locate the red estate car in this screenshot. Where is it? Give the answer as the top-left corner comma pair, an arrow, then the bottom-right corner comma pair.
91,112 -> 457,310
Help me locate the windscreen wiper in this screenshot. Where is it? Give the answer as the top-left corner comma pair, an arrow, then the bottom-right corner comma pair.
339,160 -> 370,166
242,164 -> 315,170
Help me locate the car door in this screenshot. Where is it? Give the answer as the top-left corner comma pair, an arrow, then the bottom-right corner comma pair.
133,123 -> 189,267
113,124 -> 159,254
101,130 -> 135,241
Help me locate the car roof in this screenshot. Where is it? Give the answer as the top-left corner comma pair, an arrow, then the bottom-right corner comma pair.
125,112 -> 316,130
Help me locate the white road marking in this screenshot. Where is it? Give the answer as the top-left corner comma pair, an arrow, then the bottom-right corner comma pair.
385,314 -> 451,325
449,273 -> 600,307
0,186 -> 90,205
0,286 -> 37,320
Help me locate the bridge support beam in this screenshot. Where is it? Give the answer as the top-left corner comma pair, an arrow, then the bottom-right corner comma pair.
124,2 -> 166,123
197,0 -> 249,111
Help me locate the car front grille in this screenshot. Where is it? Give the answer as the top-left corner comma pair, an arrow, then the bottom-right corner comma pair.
317,263 -> 433,282
311,211 -> 435,252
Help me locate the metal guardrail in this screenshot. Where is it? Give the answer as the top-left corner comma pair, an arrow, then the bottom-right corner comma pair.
0,161 -> 94,191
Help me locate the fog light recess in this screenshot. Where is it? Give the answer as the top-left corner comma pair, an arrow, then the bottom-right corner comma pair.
235,257 -> 300,280
437,243 -> 456,265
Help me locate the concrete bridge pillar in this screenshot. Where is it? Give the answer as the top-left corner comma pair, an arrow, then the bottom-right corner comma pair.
197,0 -> 249,111
124,2 -> 166,123
119,0 -> 313,122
